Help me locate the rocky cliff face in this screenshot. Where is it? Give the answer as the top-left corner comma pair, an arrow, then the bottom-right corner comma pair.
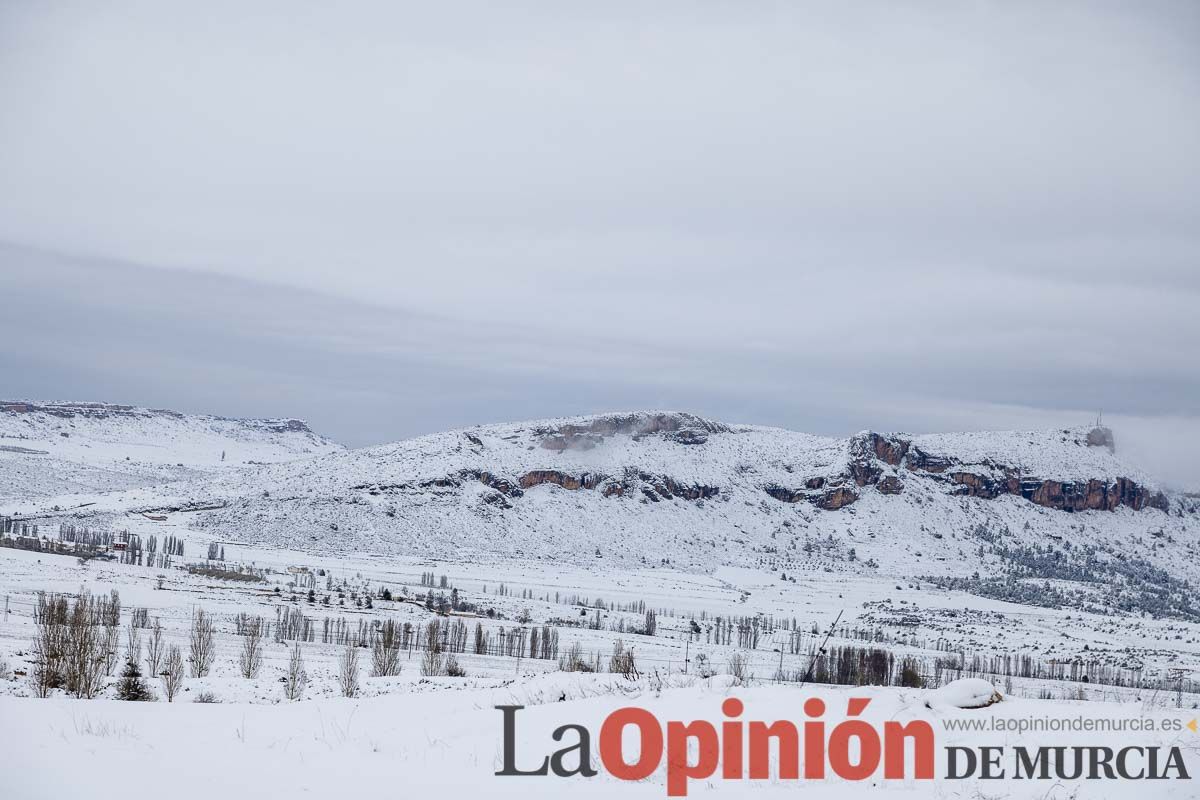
355,465 -> 720,505
762,428 -> 1167,514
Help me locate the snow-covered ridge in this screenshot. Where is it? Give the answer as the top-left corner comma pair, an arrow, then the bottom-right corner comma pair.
0,400 -> 342,502
0,400 -> 338,464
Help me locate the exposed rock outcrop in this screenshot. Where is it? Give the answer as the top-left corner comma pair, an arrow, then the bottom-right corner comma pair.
763,484 -> 804,504
1024,476 -> 1166,512
876,475 -> 904,495
358,465 -> 719,505
518,470 -> 606,491
538,412 -> 728,451
473,471 -> 523,497
815,486 -> 859,510
760,428 -> 1164,515
764,483 -> 859,510
905,446 -> 954,473
354,468 -> 526,498
947,472 -> 1166,512
865,432 -> 909,466
669,428 -> 709,445
848,432 -> 906,485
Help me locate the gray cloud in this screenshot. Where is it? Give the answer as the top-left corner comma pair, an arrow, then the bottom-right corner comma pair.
0,2 -> 1197,485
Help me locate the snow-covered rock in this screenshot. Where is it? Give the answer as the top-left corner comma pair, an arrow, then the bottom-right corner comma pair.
926,678 -> 1003,709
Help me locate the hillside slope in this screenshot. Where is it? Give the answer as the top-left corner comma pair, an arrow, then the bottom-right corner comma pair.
0,400 -> 341,501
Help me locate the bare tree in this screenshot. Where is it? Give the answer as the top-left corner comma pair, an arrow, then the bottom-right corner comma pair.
420,618 -> 444,676
161,645 -> 184,701
420,646 -> 443,677
473,622 -> 487,655
65,592 -> 106,698
99,589 -> 121,677
338,645 -> 360,697
239,619 -> 263,679
30,619 -> 61,698
284,642 -> 307,700
371,620 -> 401,677
102,623 -> 120,676
144,619 -> 164,677
125,622 -> 142,668
102,589 -> 121,628
424,620 -> 441,654
29,593 -> 68,697
189,609 -> 215,677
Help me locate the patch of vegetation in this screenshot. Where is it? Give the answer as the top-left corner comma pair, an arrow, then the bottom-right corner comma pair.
926,541 -> 1200,622
185,565 -> 266,583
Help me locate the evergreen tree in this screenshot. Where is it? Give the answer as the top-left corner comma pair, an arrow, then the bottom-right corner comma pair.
117,659 -> 152,701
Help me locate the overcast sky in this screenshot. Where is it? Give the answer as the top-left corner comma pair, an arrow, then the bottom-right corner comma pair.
1,2 -> 1197,485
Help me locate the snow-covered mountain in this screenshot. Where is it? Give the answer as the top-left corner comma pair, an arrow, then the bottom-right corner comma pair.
48,409 -> 1181,604
0,400 -> 341,501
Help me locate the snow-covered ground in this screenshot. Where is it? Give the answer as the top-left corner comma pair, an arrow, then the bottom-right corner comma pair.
3,676 -> 1197,799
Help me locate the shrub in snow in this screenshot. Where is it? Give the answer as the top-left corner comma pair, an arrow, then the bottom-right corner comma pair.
726,653 -> 748,686
557,642 -> 593,673
898,658 -> 923,688
610,639 -> 639,680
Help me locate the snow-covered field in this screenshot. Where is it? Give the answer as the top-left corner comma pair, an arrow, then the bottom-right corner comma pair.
4,677 -> 1197,799
2,405 -> 1199,797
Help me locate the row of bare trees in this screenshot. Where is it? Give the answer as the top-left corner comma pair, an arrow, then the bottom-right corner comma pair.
30,591 -> 109,698
30,594 -> 617,702
30,592 -> 208,701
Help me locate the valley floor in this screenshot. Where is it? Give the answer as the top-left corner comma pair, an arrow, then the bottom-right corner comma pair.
2,526 -> 1199,798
